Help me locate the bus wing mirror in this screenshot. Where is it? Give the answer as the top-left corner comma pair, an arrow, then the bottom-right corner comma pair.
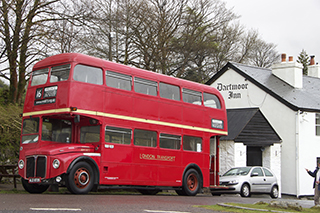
74,115 -> 80,123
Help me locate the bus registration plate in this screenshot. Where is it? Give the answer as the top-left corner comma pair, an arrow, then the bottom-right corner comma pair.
28,178 -> 41,183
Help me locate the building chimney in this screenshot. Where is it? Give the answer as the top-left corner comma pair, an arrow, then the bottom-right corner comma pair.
310,55 -> 315,65
308,56 -> 320,77
272,54 -> 303,88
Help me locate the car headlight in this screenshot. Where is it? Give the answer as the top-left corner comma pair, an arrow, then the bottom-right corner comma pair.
228,180 -> 239,185
18,159 -> 24,169
52,159 -> 60,169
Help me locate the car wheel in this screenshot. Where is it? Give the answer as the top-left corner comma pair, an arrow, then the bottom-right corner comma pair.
270,185 -> 279,198
240,183 -> 250,197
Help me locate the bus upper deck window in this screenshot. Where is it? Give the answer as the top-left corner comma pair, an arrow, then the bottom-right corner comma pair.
106,71 -> 132,91
134,77 -> 157,96
203,92 -> 221,109
182,89 -> 201,105
31,68 -> 49,86
159,82 -> 180,101
73,64 -> 103,85
50,64 -> 71,83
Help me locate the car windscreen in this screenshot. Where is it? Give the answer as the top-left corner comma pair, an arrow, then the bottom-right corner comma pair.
223,167 -> 251,176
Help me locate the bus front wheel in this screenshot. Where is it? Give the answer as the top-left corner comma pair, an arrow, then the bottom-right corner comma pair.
66,161 -> 94,194
181,169 -> 201,196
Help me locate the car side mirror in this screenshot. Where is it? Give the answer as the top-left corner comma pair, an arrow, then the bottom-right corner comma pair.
251,172 -> 259,177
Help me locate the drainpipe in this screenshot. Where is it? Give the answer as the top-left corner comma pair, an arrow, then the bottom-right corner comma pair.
296,110 -> 300,198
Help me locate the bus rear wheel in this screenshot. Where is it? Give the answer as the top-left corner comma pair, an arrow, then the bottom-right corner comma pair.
180,169 -> 201,196
21,178 -> 49,194
66,161 -> 94,194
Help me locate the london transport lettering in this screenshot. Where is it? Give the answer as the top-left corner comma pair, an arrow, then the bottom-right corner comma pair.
216,82 -> 248,99
139,153 -> 176,162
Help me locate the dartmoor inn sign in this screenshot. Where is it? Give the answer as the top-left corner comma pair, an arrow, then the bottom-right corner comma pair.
216,83 -> 248,99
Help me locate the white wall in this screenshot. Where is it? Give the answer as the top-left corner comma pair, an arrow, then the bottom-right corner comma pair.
210,68 -> 295,195
298,112 -> 320,196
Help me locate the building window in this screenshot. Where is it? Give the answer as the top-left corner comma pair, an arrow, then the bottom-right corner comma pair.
316,114 -> 320,136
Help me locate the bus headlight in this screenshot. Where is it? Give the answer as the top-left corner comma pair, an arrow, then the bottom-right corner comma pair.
52,159 -> 60,169
18,160 -> 24,169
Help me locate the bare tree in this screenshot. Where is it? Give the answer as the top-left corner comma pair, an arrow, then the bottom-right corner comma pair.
249,39 -> 279,68
0,0 -> 62,104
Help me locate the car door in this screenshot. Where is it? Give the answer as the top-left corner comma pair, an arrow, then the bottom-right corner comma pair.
250,167 -> 265,192
262,167 -> 276,192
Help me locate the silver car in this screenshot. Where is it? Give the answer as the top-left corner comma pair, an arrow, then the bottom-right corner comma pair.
211,166 -> 279,198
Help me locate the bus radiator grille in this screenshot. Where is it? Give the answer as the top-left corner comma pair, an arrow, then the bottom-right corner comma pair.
26,156 -> 47,178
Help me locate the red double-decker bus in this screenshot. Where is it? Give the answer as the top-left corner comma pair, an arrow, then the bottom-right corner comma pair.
18,53 -> 227,195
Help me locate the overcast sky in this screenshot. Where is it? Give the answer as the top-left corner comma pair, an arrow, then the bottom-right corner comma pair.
225,0 -> 320,63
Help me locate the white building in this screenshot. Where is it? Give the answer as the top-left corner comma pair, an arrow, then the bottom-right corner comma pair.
207,54 -> 320,197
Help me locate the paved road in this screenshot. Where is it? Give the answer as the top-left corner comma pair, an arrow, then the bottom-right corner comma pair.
0,192 -> 315,213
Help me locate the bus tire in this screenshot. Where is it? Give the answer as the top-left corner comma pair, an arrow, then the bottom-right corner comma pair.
66,161 -> 94,194
21,178 -> 49,194
181,169 -> 201,196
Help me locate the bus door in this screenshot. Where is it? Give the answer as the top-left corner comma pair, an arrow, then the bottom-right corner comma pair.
210,136 -> 219,186
101,126 -> 133,185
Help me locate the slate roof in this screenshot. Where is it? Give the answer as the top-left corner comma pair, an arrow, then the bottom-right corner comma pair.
206,62 -> 320,112
221,108 -> 282,146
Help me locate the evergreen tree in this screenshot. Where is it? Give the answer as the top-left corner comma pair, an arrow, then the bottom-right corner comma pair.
297,49 -> 309,75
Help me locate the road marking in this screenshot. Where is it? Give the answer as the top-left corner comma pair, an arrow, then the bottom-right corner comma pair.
30,208 -> 81,211
144,210 -> 191,213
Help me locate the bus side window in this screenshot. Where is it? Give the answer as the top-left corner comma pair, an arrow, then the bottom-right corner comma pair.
134,129 -> 157,147
50,64 -> 71,83
203,92 -> 221,109
31,68 -> 49,86
105,126 -> 132,145
80,126 -> 100,143
134,77 -> 157,96
182,88 -> 202,105
183,135 -> 202,152
159,82 -> 180,101
73,64 -> 103,85
106,70 -> 132,91
159,133 -> 181,150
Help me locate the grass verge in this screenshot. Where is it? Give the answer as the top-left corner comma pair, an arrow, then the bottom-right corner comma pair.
196,202 -> 320,213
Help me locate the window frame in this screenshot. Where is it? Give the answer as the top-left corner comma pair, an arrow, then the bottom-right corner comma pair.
133,129 -> 157,148
159,82 -> 180,101
105,126 -> 132,145
106,70 -> 132,91
73,64 -> 103,85
159,133 -> 181,150
134,77 -> 158,96
182,88 -> 202,105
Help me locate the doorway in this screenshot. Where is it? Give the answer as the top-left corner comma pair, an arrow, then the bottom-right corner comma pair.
247,146 -> 262,166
